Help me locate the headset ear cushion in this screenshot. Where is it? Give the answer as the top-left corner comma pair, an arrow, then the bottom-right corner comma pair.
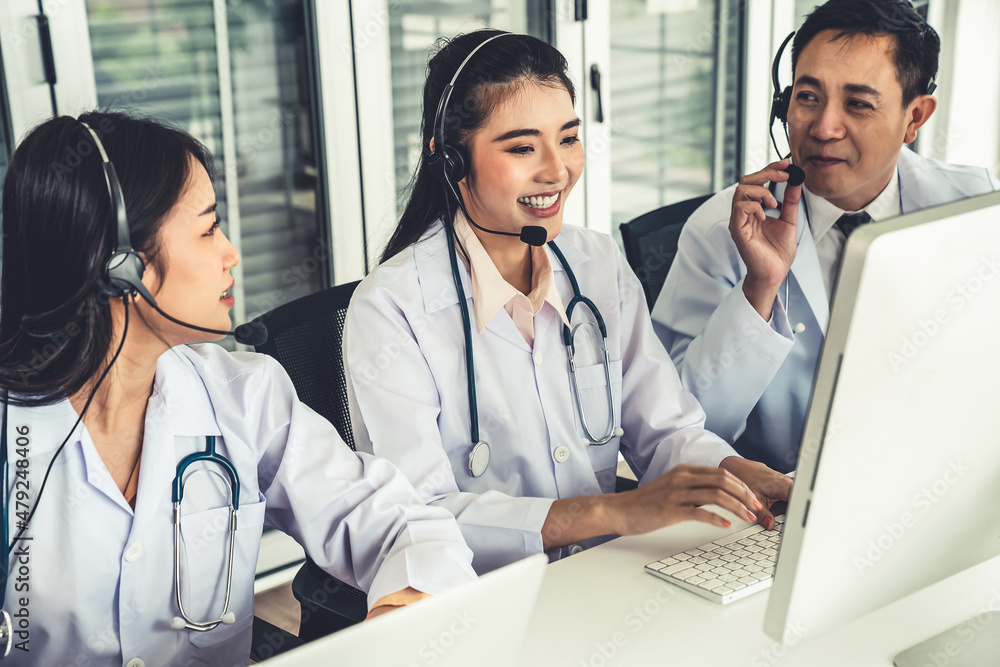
774,86 -> 792,124
442,143 -> 468,184
426,150 -> 450,188
100,251 -> 146,298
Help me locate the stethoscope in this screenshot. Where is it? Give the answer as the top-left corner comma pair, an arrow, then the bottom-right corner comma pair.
0,403 -> 241,645
170,435 -> 240,632
444,222 -> 623,478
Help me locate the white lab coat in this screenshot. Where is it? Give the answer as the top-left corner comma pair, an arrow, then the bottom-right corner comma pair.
345,221 -> 738,574
2,343 -> 475,667
651,147 -> 998,472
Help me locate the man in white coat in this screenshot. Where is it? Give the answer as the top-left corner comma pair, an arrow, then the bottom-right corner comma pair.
652,0 -> 997,472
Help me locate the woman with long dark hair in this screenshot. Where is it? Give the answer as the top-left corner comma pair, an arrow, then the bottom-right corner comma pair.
0,112 -> 474,666
345,30 -> 792,574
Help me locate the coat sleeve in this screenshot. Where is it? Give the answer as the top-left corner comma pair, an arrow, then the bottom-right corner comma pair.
343,275 -> 554,575
239,354 -> 477,609
610,241 -> 740,481
649,191 -> 796,443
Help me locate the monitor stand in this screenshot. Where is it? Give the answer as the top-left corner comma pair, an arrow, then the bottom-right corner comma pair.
894,612 -> 1000,667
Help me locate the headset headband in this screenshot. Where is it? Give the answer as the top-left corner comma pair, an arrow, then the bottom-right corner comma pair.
79,121 -> 131,257
432,32 -> 514,162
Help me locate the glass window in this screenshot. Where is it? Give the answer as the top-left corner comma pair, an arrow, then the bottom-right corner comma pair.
85,0 -> 326,330
608,0 -> 743,227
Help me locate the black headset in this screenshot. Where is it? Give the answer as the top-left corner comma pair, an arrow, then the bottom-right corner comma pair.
426,31 -> 547,247
78,120 -> 266,346
769,32 -> 797,159
769,29 -> 938,157
79,122 -> 158,304
426,32 -> 514,189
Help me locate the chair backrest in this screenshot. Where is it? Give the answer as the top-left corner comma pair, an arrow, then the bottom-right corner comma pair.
253,280 -> 361,450
619,193 -> 713,309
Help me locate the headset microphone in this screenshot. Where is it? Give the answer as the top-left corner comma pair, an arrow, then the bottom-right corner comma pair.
784,164 -> 805,187
464,217 -> 548,247
143,299 -> 268,346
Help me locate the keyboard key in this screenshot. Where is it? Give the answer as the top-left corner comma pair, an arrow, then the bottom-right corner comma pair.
719,574 -> 737,583
687,576 -> 706,585
730,581 -> 747,591
738,576 -> 759,585
657,558 -> 680,568
696,563 -> 715,572
712,586 -> 734,595
674,567 -> 702,581
688,556 -> 707,565
689,548 -> 705,557
655,561 -> 693,576
675,553 -> 691,560
700,579 -> 723,590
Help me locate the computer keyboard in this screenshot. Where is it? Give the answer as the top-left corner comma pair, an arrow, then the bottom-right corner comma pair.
644,515 -> 785,604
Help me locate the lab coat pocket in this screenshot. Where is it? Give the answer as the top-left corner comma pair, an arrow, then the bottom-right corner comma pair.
572,359 -> 624,468
180,497 -> 267,647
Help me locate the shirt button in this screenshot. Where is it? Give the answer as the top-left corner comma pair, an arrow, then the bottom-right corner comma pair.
553,446 -> 570,463
124,543 -> 143,563
533,351 -> 543,366
570,545 -> 584,555
126,659 -> 145,667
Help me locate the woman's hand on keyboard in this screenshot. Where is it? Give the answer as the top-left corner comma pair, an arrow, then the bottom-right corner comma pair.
606,464 -> 763,535
718,457 -> 792,530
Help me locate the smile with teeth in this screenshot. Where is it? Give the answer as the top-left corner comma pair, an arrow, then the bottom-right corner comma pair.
517,192 -> 560,209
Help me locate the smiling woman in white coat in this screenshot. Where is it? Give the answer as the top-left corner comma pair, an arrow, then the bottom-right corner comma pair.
344,30 -> 792,575
0,112 -> 476,666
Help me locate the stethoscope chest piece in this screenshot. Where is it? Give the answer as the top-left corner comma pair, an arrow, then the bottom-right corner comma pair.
468,441 -> 490,477
0,609 -> 11,658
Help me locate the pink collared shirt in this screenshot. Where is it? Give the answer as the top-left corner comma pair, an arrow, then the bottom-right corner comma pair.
452,212 -> 570,347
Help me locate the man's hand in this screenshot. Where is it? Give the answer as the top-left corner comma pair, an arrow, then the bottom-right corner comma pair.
729,158 -> 803,321
718,457 -> 792,530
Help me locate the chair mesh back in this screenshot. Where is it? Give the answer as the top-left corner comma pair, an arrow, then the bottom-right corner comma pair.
620,194 -> 713,309
254,281 -> 361,450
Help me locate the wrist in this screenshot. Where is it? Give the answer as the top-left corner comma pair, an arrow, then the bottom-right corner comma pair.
742,277 -> 780,321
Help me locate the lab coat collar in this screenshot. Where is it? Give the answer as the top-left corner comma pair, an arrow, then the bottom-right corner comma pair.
151,346 -> 223,437
416,220 -> 590,316
896,145 -> 935,214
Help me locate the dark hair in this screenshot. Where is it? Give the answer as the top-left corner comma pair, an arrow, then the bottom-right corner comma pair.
0,111 -> 214,405
380,29 -> 576,264
791,0 -> 940,107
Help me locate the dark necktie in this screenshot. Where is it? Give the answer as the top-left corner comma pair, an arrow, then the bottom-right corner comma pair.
835,211 -> 872,239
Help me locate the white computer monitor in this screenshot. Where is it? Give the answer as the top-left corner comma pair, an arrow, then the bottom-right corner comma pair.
764,190 -> 1000,645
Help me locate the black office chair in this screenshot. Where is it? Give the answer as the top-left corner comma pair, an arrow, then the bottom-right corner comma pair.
253,280 -> 368,642
619,193 -> 713,310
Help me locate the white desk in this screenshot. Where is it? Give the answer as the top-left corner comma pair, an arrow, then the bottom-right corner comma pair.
517,513 -> 1000,666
